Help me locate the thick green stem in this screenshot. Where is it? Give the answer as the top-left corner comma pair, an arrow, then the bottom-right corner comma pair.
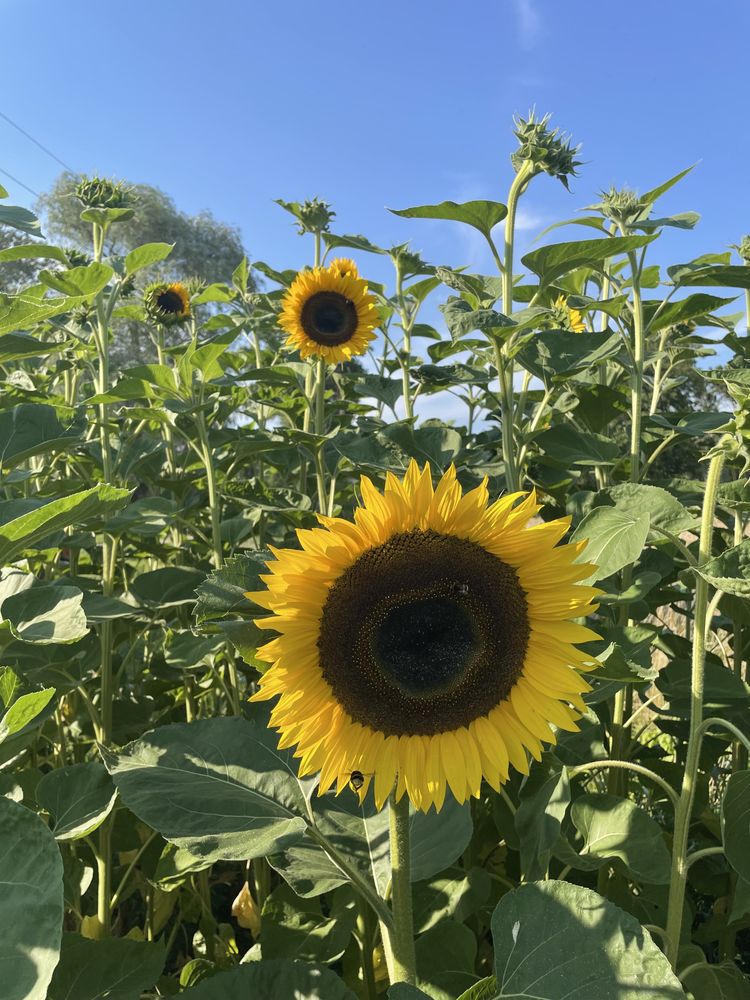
395,264 -> 414,421
313,356 -> 327,512
627,251 -> 645,483
382,792 -> 417,986
664,449 -> 725,967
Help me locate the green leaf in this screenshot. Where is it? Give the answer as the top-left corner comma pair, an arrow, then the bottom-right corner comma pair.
0,796 -> 64,1000
79,206 -> 134,226
194,552 -> 269,622
100,709 -> 308,864
260,884 -> 356,964
130,567 -> 205,608
604,483 -> 696,536
674,265 -> 750,289
124,241 -> 174,275
389,987 -> 432,1000
3,585 -> 89,644
441,296 -> 514,340
0,484 -> 130,564
415,920 -> 478,1000
0,403 -> 79,469
535,424 -> 621,467
455,978 -> 500,1000
515,754 -> 570,881
413,867 -> 490,934
38,262 -> 114,297
640,164 -> 696,205
36,762 -> 117,840
0,332 -> 69,363
697,541 -> 750,597
48,935 -> 164,1000
722,771 -> 750,881
516,329 -> 621,384
571,506 -> 651,581
571,793 -> 672,882
0,243 -> 70,265
390,200 -> 507,240
104,497 -> 179,537
179,963 -> 359,999
644,293 -> 735,333
0,289 -> 83,336
0,204 -> 43,237
491,881 -> 685,998
522,235 -> 656,286
0,687 -> 56,743
681,961 -> 750,1000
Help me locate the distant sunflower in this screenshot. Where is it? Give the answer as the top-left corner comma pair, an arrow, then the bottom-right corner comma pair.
249,462 -> 599,812
552,294 -> 585,333
144,281 -> 191,325
278,258 -> 378,362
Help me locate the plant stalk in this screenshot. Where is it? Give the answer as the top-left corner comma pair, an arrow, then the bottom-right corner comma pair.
664,449 -> 725,966
382,791 -> 417,986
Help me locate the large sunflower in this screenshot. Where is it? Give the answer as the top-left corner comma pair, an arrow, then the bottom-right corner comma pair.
278,258 -> 379,363
249,462 -> 599,812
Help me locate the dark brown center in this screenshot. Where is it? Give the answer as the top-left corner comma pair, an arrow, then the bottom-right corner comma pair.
300,291 -> 358,346
317,529 -> 530,735
157,289 -> 185,315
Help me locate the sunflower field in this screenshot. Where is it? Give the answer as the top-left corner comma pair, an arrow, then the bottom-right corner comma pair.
3,112 -> 750,1000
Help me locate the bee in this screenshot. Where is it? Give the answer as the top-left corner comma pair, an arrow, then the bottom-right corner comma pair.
348,770 -> 373,791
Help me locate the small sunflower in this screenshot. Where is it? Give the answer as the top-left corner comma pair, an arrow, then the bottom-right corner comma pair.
552,294 -> 585,333
144,281 -> 191,326
249,462 -> 599,812
278,258 -> 378,362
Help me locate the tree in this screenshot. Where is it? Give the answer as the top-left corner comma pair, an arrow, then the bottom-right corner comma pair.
34,173 -> 253,366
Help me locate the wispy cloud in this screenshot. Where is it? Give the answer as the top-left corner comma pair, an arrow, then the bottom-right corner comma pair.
514,205 -> 546,234
512,0 -> 542,50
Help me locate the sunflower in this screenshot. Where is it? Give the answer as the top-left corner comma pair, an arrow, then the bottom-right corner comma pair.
249,462 -> 600,812
144,281 -> 191,325
278,258 -> 378,362
552,293 -> 585,333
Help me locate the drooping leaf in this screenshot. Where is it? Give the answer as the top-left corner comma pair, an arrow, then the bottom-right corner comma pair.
47,935 -> 165,1000
522,235 -> 656,286
3,585 -> 89,644
36,762 -> 117,840
100,709 -> 308,864
176,960 -> 359,999
0,796 -> 64,1000
491,881 -> 685,998
571,793 -> 672,883
390,200 -> 507,240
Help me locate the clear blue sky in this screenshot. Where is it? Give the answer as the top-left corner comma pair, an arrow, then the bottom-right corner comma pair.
2,0 -> 750,298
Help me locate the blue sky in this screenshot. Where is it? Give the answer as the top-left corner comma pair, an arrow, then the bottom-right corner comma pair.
2,0 -> 749,373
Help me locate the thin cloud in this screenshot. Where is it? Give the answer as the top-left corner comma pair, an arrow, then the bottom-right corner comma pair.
513,0 -> 542,49
514,205 -> 546,233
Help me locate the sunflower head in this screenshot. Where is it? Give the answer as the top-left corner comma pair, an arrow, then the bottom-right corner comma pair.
144,281 -> 191,326
551,294 -> 585,333
733,235 -> 750,265
278,259 -> 379,363
75,175 -> 134,210
249,461 -> 600,812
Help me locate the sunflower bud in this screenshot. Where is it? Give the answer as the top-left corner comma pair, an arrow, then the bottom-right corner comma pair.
734,235 -> 750,265
75,175 -> 134,210
144,281 -> 191,326
64,247 -> 92,268
390,244 -> 430,278
276,197 -> 335,235
511,112 -> 581,189
594,186 -> 646,228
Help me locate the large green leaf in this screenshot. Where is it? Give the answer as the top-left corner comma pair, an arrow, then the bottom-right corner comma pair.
3,584 -> 89,644
515,755 -> 570,881
100,710 -> 308,863
0,687 -> 56,744
36,762 -> 117,840
571,793 -> 671,883
571,506 -> 650,582
522,235 -> 656,285
0,243 -> 69,265
516,329 -> 621,384
194,551 -> 269,622
124,241 -> 174,275
47,935 -> 165,1000
390,200 -> 507,240
260,884 -> 357,964
270,792 -> 472,898
0,404 -> 79,469
0,797 -> 64,1000
535,425 -> 621,467
0,332 -> 69,363
129,567 -> 205,608
491,881 -> 685,998
38,262 -> 113,298
722,771 -> 750,881
0,484 -> 130,564
697,540 -> 750,597
415,920 -> 478,999
176,960 -> 358,999
603,483 -> 696,536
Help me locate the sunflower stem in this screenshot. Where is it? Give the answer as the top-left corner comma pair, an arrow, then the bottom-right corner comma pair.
664,448 -> 725,968
383,790 -> 417,986
314,356 -> 328,513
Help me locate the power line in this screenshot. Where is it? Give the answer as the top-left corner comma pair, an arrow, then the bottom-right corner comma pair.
0,108 -> 75,173
0,166 -> 40,199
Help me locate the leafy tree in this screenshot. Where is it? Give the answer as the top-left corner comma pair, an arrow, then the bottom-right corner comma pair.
35,172 -> 253,366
